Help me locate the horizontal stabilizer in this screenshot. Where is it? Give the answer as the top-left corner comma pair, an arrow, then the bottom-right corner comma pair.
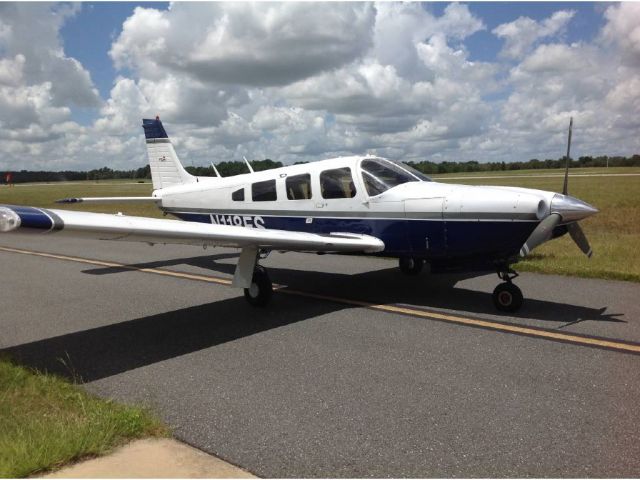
56,197 -> 160,204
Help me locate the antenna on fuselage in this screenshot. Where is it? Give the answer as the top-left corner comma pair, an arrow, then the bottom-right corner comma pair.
210,162 -> 222,177
243,156 -> 255,174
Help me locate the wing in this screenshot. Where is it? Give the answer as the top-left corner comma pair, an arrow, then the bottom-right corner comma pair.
0,205 -> 384,253
1,205 -> 384,288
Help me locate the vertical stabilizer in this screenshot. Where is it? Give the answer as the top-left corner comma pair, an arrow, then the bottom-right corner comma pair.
143,117 -> 195,190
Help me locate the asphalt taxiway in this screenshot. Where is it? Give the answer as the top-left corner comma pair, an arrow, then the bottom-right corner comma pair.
1,233 -> 639,477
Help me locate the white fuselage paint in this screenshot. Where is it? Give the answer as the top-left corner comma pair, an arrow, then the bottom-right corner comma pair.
156,156 -> 555,224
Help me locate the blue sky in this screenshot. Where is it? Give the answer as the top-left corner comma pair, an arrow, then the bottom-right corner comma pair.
464,2 -> 605,61
0,2 -> 638,171
61,2 -> 168,98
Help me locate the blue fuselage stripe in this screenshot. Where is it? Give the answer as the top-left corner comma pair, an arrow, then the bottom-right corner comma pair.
171,211 -> 538,268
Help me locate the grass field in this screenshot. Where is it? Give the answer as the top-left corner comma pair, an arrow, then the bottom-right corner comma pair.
0,167 -> 638,282
430,166 -> 640,178
0,359 -> 166,477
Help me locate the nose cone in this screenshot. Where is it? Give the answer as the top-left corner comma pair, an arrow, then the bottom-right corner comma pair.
550,194 -> 598,223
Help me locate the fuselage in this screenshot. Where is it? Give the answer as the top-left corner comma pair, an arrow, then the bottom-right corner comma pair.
155,155 -> 569,272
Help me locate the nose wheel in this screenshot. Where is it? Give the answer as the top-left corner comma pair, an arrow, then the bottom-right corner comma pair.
492,268 -> 523,312
492,282 -> 523,312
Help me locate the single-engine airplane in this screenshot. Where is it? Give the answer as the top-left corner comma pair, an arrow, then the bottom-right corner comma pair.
0,117 -> 597,312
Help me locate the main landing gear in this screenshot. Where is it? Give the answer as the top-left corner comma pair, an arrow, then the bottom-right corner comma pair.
234,247 -> 274,307
493,268 -> 523,313
243,265 -> 273,307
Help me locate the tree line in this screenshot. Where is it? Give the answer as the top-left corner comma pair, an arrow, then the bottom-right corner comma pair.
2,155 -> 638,184
2,160 -> 283,183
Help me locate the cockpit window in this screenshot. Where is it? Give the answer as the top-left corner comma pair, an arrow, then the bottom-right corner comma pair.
361,158 -> 427,196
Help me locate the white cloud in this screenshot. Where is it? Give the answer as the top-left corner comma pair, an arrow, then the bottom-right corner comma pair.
0,3 -> 100,108
0,54 -> 25,86
94,77 -> 151,136
0,3 -> 105,170
493,10 -> 575,59
0,3 -> 639,172
111,3 -> 375,87
436,2 -> 485,40
601,2 -> 640,66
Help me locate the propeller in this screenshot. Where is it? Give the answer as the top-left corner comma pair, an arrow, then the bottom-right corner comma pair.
563,117 -> 572,195
520,213 -> 562,257
568,222 -> 593,258
520,117 -> 595,258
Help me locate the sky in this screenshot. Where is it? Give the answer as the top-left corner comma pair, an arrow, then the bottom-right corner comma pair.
0,2 -> 638,171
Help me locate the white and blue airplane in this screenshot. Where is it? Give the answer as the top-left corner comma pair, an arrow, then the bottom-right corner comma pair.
0,117 -> 597,312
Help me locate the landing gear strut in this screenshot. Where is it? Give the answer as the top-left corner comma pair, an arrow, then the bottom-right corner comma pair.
243,265 -> 273,307
399,257 -> 424,275
492,267 -> 523,313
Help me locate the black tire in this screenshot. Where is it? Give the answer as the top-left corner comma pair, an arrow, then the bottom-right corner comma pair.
399,257 -> 424,275
492,282 -> 523,313
243,266 -> 273,307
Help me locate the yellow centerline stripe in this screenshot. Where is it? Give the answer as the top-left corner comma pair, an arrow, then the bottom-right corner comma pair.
1,245 -> 638,355
282,289 -> 640,353
0,245 -> 232,285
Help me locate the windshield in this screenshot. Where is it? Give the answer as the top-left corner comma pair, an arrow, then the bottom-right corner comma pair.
361,158 -> 429,196
391,160 -> 432,182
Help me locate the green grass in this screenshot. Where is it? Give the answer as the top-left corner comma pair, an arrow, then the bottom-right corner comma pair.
0,182 -> 161,218
0,359 -> 167,478
431,166 -> 640,178
1,169 -> 638,282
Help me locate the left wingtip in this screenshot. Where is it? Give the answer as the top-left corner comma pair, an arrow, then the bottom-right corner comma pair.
0,206 -> 21,232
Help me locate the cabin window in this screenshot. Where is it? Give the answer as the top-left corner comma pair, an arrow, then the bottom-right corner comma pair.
251,179 -> 277,201
361,158 -> 422,196
286,174 -> 312,200
320,167 -> 356,199
232,188 -> 244,201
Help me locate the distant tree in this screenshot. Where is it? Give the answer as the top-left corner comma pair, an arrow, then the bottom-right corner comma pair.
5,153 -> 640,184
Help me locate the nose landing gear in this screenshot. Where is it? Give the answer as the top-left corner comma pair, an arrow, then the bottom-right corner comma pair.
493,268 -> 523,313
399,257 -> 424,275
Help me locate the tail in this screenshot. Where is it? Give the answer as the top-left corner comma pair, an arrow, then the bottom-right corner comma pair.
143,117 -> 196,190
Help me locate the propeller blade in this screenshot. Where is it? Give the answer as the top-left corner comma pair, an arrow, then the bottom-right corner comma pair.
520,213 -> 562,257
563,117 -> 573,195
568,222 -> 593,258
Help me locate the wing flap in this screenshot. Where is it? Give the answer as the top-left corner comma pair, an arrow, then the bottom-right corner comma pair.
0,205 -> 385,253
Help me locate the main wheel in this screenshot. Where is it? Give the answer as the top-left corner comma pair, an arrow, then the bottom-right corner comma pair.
244,266 -> 273,307
492,282 -> 523,313
399,257 -> 424,275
